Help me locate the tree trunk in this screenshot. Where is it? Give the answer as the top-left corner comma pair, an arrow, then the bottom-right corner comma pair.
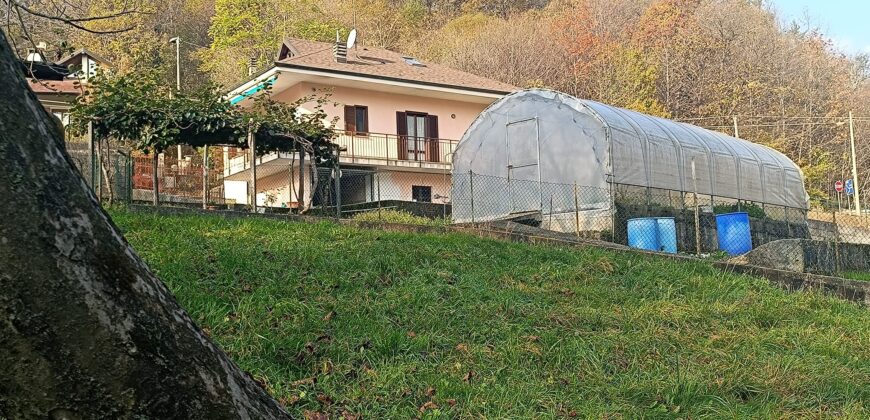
297,144 -> 305,212
0,30 -> 289,418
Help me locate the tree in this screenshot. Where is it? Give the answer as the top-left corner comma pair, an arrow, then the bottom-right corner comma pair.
0,27 -> 291,416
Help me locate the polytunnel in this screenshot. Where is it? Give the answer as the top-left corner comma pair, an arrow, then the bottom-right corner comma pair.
451,89 -> 809,235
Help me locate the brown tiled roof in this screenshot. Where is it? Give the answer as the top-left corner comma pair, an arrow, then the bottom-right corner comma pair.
28,79 -> 83,94
275,37 -> 517,95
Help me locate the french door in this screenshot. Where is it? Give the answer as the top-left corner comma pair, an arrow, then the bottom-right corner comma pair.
396,111 -> 439,162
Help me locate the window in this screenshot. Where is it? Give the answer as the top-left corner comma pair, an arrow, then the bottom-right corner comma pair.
344,105 -> 368,134
412,185 -> 432,203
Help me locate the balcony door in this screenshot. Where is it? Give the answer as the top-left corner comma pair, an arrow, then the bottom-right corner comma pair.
397,111 -> 439,162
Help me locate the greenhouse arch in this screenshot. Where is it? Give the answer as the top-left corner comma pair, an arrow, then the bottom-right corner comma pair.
451,89 -> 809,234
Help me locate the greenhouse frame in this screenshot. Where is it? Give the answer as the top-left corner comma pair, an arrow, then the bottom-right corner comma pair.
451,89 -> 809,245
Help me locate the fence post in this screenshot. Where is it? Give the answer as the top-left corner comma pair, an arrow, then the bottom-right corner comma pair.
152,152 -> 159,206
334,157 -> 341,220
548,194 -> 554,229
692,160 -> 701,256
249,127 -> 257,213
785,207 -> 792,237
469,170 -> 475,224
574,182 -> 580,238
377,172 -> 382,222
87,121 -> 96,192
128,153 -> 133,203
833,208 -> 841,273
202,146 -> 209,209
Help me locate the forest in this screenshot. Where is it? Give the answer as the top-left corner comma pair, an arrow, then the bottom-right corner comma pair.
6,0 -> 870,202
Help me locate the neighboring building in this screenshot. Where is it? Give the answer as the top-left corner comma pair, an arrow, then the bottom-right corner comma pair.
21,47 -> 111,125
223,36 -> 516,208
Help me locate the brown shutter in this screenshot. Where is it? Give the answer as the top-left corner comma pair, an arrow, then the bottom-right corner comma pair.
344,105 -> 356,133
426,115 -> 439,163
396,111 -> 407,160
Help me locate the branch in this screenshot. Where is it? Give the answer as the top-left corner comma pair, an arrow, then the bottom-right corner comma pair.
9,0 -> 143,34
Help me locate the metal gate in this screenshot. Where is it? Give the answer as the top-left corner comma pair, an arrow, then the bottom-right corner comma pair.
506,117 -> 542,213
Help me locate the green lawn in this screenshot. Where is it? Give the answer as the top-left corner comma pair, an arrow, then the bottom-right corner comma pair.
111,209 -> 870,418
840,271 -> 870,282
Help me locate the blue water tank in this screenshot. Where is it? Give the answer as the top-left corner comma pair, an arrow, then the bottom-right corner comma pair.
656,217 -> 677,254
627,218 -> 660,252
715,212 -> 752,255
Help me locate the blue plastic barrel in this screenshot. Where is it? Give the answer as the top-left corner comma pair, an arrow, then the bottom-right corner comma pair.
627,218 -> 660,252
656,217 -> 677,254
715,212 -> 752,255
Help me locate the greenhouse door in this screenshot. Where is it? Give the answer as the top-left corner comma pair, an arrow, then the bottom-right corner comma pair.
506,117 -> 542,213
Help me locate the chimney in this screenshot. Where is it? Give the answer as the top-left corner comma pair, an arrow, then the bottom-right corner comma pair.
333,31 -> 347,63
247,57 -> 257,76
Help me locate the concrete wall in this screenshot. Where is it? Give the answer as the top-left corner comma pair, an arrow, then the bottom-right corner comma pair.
734,238 -> 870,276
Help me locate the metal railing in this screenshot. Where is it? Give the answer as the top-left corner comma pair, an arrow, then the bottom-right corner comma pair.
333,131 -> 456,165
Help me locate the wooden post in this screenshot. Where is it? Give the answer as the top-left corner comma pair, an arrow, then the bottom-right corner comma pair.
152,152 -> 159,206
249,128 -> 257,213
692,160 -> 700,256
574,182 -> 580,238
297,143 -> 305,212
202,146 -> 208,209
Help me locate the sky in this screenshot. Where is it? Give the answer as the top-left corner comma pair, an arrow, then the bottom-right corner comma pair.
772,0 -> 870,55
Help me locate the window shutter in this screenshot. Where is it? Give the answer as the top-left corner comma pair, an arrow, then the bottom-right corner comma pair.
396,111 -> 407,160
426,115 -> 439,163
344,105 -> 356,133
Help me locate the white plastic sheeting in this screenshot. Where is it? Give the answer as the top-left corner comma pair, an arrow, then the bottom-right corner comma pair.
452,89 -> 808,223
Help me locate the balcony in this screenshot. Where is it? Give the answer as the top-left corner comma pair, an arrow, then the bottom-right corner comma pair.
333,131 -> 457,168
224,131 -> 458,178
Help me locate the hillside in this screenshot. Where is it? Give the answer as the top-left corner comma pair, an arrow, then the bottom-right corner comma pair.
111,209 -> 870,418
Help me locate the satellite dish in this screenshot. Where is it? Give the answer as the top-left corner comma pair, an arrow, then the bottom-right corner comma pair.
347,29 -> 358,49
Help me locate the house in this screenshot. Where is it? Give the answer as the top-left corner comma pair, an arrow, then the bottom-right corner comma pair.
22,47 -> 111,125
222,36 -> 516,209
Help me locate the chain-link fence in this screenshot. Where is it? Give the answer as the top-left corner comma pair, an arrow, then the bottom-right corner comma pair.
65,139 -> 132,204
103,144 -> 870,277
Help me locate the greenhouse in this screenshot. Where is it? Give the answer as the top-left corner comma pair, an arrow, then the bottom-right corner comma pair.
451,89 -> 809,246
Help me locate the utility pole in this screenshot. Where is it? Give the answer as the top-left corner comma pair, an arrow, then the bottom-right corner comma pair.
849,111 -> 861,214
170,37 -> 182,161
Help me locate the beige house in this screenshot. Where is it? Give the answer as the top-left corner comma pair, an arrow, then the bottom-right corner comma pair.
223,36 -> 516,209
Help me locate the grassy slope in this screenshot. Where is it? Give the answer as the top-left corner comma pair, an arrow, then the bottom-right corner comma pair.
111,210 -> 870,418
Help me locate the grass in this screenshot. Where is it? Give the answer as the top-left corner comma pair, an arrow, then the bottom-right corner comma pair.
110,208 -> 870,418
840,271 -> 870,282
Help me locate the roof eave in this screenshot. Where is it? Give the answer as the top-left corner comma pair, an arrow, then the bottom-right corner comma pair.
274,61 -> 515,97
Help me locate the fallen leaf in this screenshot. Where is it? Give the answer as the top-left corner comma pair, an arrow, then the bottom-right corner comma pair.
303,411 -> 328,420
341,411 -> 360,420
419,401 -> 438,413
322,311 -> 336,322
407,331 -> 417,338
425,386 -> 436,397
523,335 -> 541,342
455,343 -> 469,353
446,399 -> 457,407
316,393 -> 333,405
292,377 -> 316,386
462,371 -> 475,382
279,395 -> 300,406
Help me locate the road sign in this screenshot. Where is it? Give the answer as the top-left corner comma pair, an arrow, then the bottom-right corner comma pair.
835,180 -> 844,193
845,179 -> 855,196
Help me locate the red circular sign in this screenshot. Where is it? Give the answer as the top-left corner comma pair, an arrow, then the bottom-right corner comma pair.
835,180 -> 844,192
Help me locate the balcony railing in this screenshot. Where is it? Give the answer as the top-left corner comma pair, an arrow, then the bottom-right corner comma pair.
223,131 -> 458,177
334,131 -> 457,165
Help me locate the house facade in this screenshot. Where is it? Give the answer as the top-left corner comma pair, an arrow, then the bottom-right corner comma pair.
223,36 -> 516,209
23,48 -> 110,125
